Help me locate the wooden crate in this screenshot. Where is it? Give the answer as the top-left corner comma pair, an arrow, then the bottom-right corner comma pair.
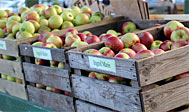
68,21 -> 189,112
150,14 -> 189,21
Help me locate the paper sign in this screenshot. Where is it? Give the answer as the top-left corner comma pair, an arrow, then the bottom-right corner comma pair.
0,40 -> 7,50
88,56 -> 116,73
33,47 -> 52,60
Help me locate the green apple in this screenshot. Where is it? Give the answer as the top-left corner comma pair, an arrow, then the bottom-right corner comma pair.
0,10 -> 8,18
6,20 -> 18,33
121,33 -> 140,48
48,15 -> 63,29
12,23 -> 21,35
17,32 -> 33,39
32,42 -> 44,46
28,20 -> 40,32
18,7 -> 29,16
71,6 -> 81,17
6,33 -> 15,39
122,22 -> 136,34
21,11 -> 29,22
46,36 -> 63,48
89,16 -> 101,23
92,11 -> 104,19
71,41 -> 88,47
0,20 -> 6,29
44,7 -> 57,19
63,8 -> 72,13
52,5 -> 62,15
81,6 -> 92,16
61,11 -> 74,21
150,40 -> 163,50
106,30 -> 120,37
58,62 -> 64,69
40,16 -> 46,20
38,25 -> 51,33
7,76 -> 16,82
1,74 -> 7,80
0,28 -> 5,38
61,21 -> 74,29
8,16 -> 21,22
39,19 -> 48,26
16,78 -> 23,84
20,21 -> 35,34
75,13 -> 89,26
33,33 -> 40,36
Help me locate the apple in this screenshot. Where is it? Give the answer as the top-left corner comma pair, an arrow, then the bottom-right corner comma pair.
8,12 -> 18,17
38,32 -> 54,42
105,36 -> 124,52
42,42 -> 57,48
153,24 -> 161,27
99,47 -> 115,57
53,88 -> 62,93
83,31 -> 92,36
92,11 -> 104,19
0,10 -> 8,18
135,50 -> 155,58
4,28 -> 7,34
21,11 -> 29,22
44,7 -> 57,19
150,40 -> 163,50
50,60 -> 59,67
122,22 -> 136,34
90,16 -> 101,23
52,5 -> 62,15
61,21 -> 74,29
81,6 -> 92,16
152,49 -> 165,55
2,55 -> 16,60
39,19 -> 48,26
38,25 -> 51,33
25,11 -> 40,22
170,27 -> 189,41
16,78 -> 23,84
29,20 -> 40,32
7,76 -> 16,82
164,21 -> 184,39
88,72 -> 97,79
48,15 -> 63,29
32,42 -> 44,46
115,53 -> 130,59
6,33 -> 15,39
20,21 -> 35,34
12,23 -> 21,35
65,34 -> 81,47
0,28 -> 5,38
5,10 -> 12,15
58,62 -> 64,69
137,32 -> 154,48
75,13 -> 89,26
71,41 -> 88,47
108,76 -> 127,85
17,32 -> 33,39
119,48 -> 136,58
65,28 -> 78,37
159,40 -> 172,51
0,20 -> 6,29
77,33 -> 87,41
175,72 -> 189,80
121,33 -> 140,48
1,74 -> 7,79
6,20 -> 18,33
8,15 -> 21,22
95,72 -> 110,80
35,58 -> 49,65
59,35 -> 65,45
71,6 -> 81,17
132,43 -> 147,53
18,7 -> 29,16
106,30 -> 120,37
61,11 -> 74,22
36,84 -> 46,89
99,34 -> 112,41
171,40 -> 188,50
84,49 -> 102,55
84,35 -> 100,44
64,91 -> 70,96
32,4 -> 44,15
46,87 -> 53,92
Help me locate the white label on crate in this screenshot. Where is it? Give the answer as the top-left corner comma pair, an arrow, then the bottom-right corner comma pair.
33,47 -> 52,60
88,56 -> 116,73
0,40 -> 7,50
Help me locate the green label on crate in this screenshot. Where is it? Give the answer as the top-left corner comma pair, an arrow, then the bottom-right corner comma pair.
0,40 -> 7,50
33,47 -> 52,60
88,56 -> 116,73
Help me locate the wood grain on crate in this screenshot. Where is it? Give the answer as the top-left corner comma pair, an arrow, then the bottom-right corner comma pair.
141,77 -> 189,112
76,100 -> 113,112
0,59 -> 24,79
72,74 -> 142,112
0,79 -> 27,100
23,63 -> 71,92
27,85 -> 75,112
180,108 -> 189,112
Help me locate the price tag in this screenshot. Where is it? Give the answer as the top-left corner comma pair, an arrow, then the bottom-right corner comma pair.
0,40 -> 7,50
88,56 -> 116,73
33,47 -> 52,60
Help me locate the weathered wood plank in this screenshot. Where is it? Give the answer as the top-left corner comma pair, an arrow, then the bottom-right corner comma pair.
142,77 -> 189,112
23,62 -> 71,92
0,59 -> 24,79
72,74 -> 142,112
27,85 -> 75,112
76,100 -> 113,112
137,45 -> 189,86
0,79 -> 27,100
180,108 -> 189,112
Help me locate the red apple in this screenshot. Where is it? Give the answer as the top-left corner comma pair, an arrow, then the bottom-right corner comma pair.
99,34 -> 112,41
65,28 -> 78,37
42,42 -> 57,48
160,40 -> 172,51
95,72 -> 110,80
122,22 -> 136,34
77,33 -> 87,41
35,58 -> 50,65
152,49 -> 165,55
114,53 -> 130,59
170,27 -> 189,42
88,72 -> 97,79
64,91 -> 70,96
99,47 -> 115,57
105,36 -> 124,52
53,88 -> 62,93
46,36 -> 63,48
38,32 -> 54,43
137,32 -> 154,48
153,24 -> 161,27
84,49 -> 102,55
83,31 -> 92,36
84,35 -> 100,44
119,48 -> 136,58
65,34 -> 81,47
132,43 -> 147,53
175,72 -> 189,80
81,6 -> 92,16
25,11 -> 40,22
121,33 -> 140,48
171,40 -> 188,50
135,50 -> 155,58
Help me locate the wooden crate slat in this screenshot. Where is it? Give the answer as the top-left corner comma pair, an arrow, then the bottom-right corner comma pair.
0,59 -> 24,79
27,85 -> 75,112
23,62 -> 71,92
72,74 -> 142,112
0,79 -> 27,100
0,39 -> 18,57
76,100 -> 113,112
142,77 -> 189,112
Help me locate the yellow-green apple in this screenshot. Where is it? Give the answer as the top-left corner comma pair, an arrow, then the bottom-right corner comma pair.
0,10 -> 8,18
21,11 -> 29,22
171,40 -> 188,50
159,40 -> 172,51
105,36 -> 124,52
122,22 -> 136,34
81,6 -> 92,16
132,43 -> 147,53
42,4 -> 48,9
114,53 -> 130,59
119,48 -> 136,58
77,33 -> 87,41
53,88 -> 62,93
8,15 -> 21,22
88,72 -> 97,79
65,34 -> 81,46
61,11 -> 74,21
35,58 -> 49,65
164,21 -> 184,39
135,50 -> 155,58
92,11 -> 104,19
12,23 -> 21,35
44,7 -> 57,19
152,49 -> 165,55
17,32 -> 33,39
39,32 -> 54,42
28,20 -> 40,32
108,76 -> 127,84
52,29 -> 60,33
58,62 -> 64,69
121,33 -> 140,48
90,16 -> 101,23
71,6 -> 81,17
33,33 -> 40,36
50,61 -> 59,68
150,40 -> 163,50
0,28 -> 5,38
84,35 -> 100,44
25,11 -> 40,22
61,21 -> 74,29
38,25 -> 51,33
2,55 -> 16,60
137,32 -> 154,48
39,18 -> 48,26
99,47 -> 115,57
46,87 -> 53,92
75,13 -> 89,26
48,15 -> 63,29
1,74 -> 7,79
32,42 -> 44,46
99,34 -> 112,41
95,72 -> 110,80
106,30 -> 120,37
32,4 -> 44,14
175,72 -> 189,80
170,27 -> 189,41
0,20 -> 6,29
20,21 -> 35,34
6,33 -> 15,39
42,42 -> 57,49
16,78 -> 23,84
46,36 -> 63,48
7,76 -> 16,82
52,5 -> 62,15
65,28 -> 78,37
71,41 -> 88,47
36,84 -> 46,89
83,31 -> 92,36
84,49 -> 102,55
6,20 -> 18,33
18,7 -> 29,16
